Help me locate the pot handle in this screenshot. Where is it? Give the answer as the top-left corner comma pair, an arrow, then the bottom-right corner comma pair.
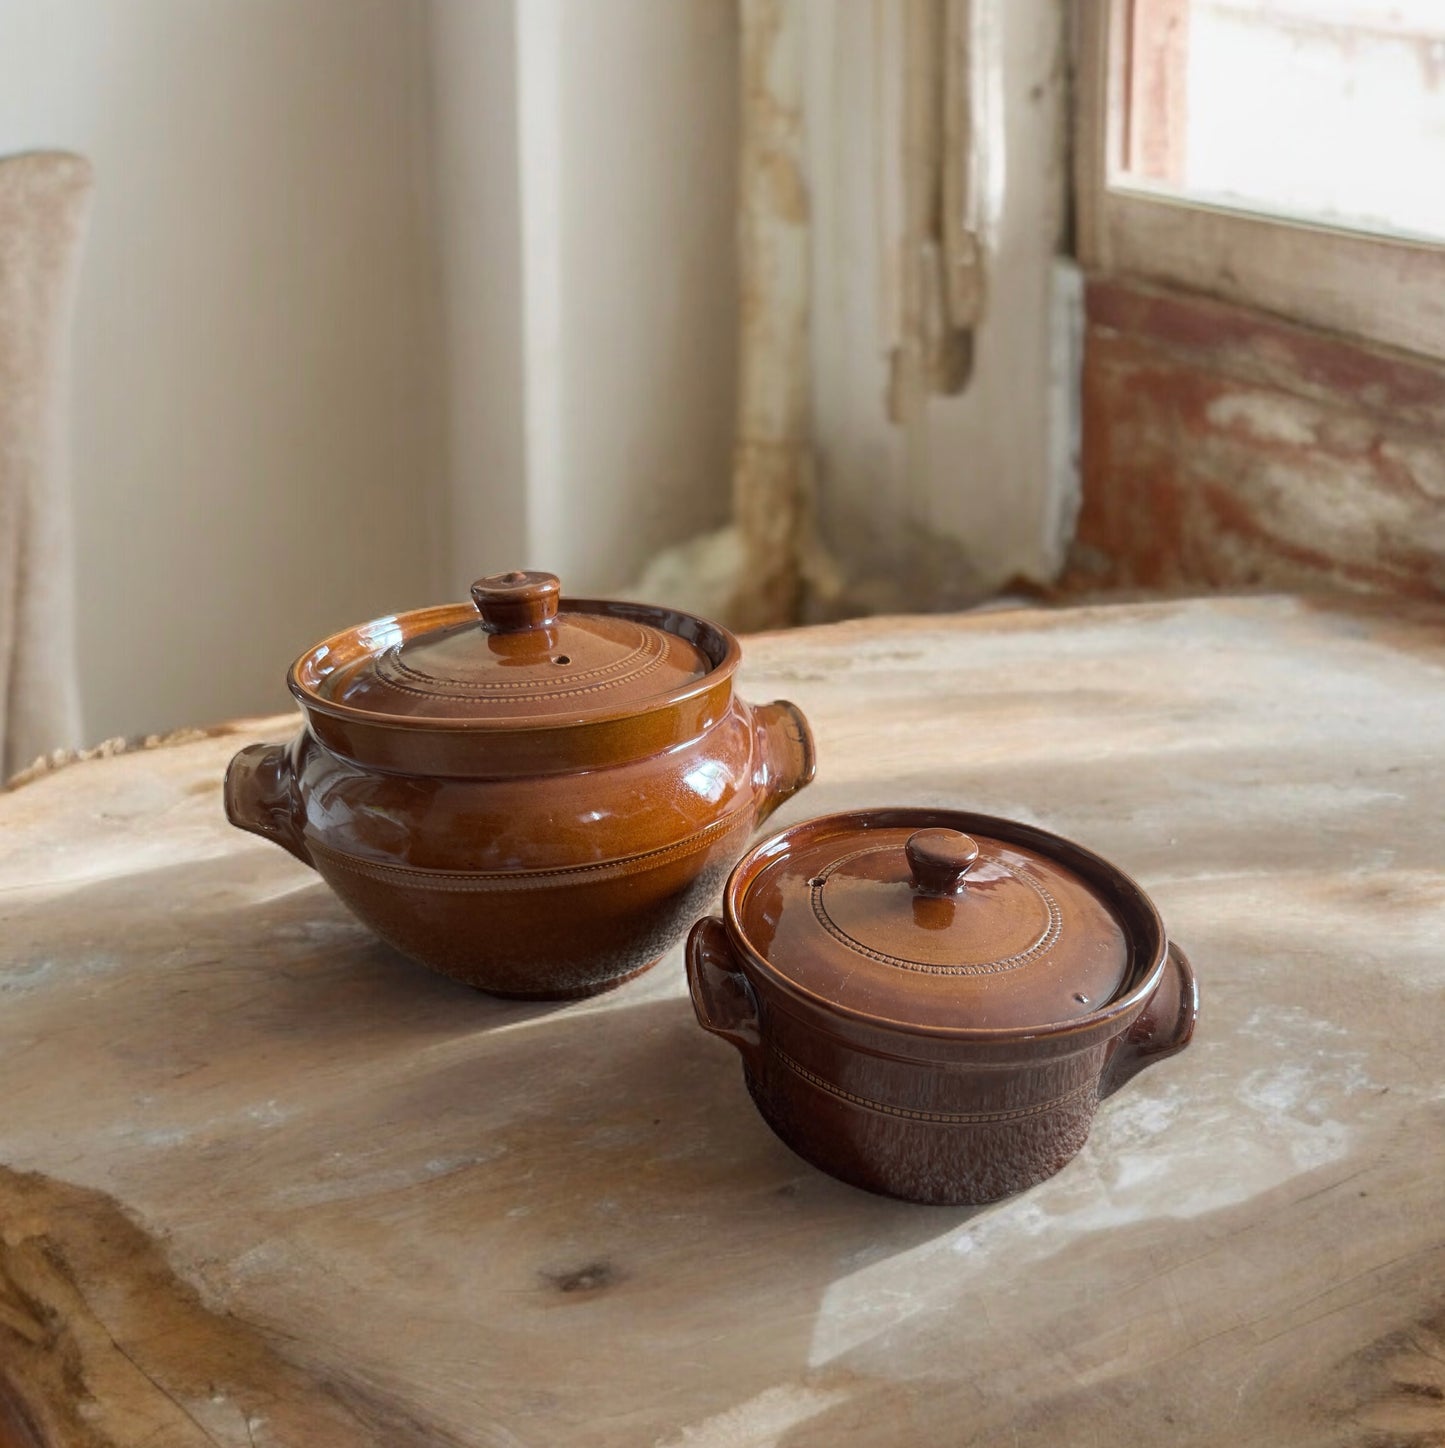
686,916 -> 763,1070
1101,942 -> 1198,1098
223,740 -> 313,868
752,700 -> 816,823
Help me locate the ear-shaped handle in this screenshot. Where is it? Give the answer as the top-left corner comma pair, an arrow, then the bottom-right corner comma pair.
1101,942 -> 1198,1097
686,916 -> 763,1071
752,699 -> 816,824
224,740 -> 313,868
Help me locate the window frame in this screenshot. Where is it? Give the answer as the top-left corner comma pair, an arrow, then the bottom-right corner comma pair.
1075,0 -> 1445,361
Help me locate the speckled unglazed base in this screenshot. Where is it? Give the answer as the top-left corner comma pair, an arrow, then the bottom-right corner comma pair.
743,1052 -> 1103,1206
697,935 -> 1197,1206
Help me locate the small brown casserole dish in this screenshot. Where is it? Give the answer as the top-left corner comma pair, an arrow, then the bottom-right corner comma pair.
225,570 -> 815,999
687,808 -> 1197,1204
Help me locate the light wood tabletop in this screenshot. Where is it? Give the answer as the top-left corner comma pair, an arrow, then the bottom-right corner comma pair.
1,594 -> 1441,1447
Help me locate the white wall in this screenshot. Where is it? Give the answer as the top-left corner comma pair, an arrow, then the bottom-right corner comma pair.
430,0 -> 740,598
1,0 -> 739,744
429,0 -> 529,588
0,0 -> 444,742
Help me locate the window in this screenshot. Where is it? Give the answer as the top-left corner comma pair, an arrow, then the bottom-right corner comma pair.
1077,0 -> 1445,358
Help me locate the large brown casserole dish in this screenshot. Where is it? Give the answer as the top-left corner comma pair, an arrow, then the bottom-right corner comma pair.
688,807 -> 1197,1204
226,570 -> 815,998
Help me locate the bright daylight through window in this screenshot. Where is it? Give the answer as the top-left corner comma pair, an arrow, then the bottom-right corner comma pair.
1120,0 -> 1445,241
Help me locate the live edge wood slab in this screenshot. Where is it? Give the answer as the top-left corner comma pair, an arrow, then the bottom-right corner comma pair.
0,595 -> 1442,1448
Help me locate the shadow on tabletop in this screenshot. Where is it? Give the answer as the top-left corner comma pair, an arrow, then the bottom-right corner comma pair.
5,843 -> 1005,1444
222,984 -> 1002,1444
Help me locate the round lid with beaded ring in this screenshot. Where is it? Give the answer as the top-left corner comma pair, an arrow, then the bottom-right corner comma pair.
726,809 -> 1148,1033
293,569 -> 715,725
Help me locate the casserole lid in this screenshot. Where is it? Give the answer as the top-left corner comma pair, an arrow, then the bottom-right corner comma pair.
729,810 -> 1144,1032
296,570 -> 713,724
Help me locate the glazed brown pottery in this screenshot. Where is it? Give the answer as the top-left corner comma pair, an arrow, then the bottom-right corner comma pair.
687,808 -> 1197,1205
225,570 -> 815,999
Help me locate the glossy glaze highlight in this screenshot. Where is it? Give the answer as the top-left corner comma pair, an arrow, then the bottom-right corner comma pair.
227,571 -> 816,997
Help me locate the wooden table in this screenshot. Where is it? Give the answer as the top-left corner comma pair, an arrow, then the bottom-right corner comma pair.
1,595 -> 1441,1447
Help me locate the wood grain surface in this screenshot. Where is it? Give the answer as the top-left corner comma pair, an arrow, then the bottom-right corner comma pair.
0,596 -> 1442,1447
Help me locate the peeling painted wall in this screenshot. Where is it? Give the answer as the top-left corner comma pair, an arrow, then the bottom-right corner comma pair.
805,0 -> 1075,617
1068,277 -> 1445,600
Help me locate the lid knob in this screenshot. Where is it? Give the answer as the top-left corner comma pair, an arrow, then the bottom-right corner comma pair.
905,828 -> 980,896
470,570 -> 561,633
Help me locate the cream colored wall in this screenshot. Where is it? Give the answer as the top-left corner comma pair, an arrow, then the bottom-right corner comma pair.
430,0 -> 740,598
429,0 -> 529,588
548,0 -> 739,595
0,0 -> 738,745
0,0 -> 444,742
